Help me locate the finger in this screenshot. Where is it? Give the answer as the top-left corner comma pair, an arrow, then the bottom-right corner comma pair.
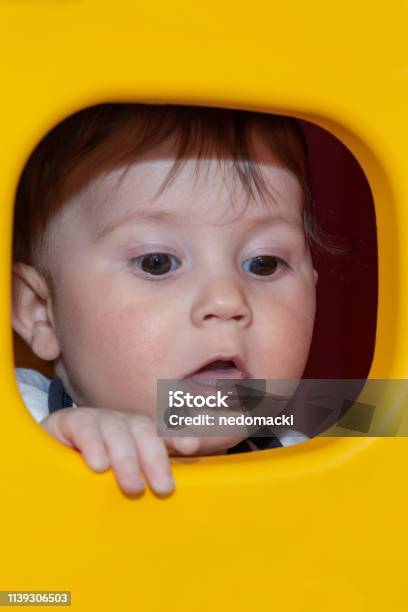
99,417 -> 145,496
131,423 -> 175,496
164,436 -> 201,456
79,431 -> 110,473
61,412 -> 110,472
41,410 -> 78,448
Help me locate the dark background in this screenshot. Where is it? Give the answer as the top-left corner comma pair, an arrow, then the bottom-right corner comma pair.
301,119 -> 377,379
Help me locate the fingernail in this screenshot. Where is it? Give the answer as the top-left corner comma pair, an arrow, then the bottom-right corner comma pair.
90,455 -> 110,472
153,477 -> 175,495
125,477 -> 145,494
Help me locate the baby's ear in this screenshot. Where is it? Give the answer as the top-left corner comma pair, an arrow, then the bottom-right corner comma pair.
12,263 -> 60,361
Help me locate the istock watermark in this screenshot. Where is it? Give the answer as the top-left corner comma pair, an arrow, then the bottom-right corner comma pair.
157,378 -> 296,437
169,389 -> 231,409
157,379 -> 408,439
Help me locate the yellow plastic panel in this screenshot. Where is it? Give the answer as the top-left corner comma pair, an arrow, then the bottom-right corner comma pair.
0,1 -> 407,610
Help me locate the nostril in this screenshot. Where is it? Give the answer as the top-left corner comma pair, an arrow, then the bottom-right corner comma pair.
203,313 -> 245,322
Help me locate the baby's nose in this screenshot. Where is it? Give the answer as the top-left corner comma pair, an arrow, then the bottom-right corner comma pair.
191,279 -> 253,328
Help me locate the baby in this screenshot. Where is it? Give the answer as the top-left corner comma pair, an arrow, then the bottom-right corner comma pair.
12,104 -> 319,496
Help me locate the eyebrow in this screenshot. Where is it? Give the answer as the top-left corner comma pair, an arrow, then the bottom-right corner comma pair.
94,207 -> 303,241
94,209 -> 179,241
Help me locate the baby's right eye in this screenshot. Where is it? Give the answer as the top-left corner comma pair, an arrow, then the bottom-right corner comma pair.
131,253 -> 181,277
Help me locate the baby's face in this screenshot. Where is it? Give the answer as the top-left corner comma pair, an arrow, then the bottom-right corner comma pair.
47,131 -> 317,454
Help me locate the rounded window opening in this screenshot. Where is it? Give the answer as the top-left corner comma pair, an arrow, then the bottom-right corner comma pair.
11,104 -> 377,493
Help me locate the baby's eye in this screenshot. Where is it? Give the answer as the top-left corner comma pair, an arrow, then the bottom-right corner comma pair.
242,255 -> 287,276
132,253 -> 181,277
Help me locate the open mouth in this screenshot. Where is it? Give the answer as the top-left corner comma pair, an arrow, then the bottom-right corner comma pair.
183,358 -> 248,388
174,357 -> 253,411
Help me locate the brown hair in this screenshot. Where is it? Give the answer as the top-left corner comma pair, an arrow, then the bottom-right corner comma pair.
13,103 -> 330,282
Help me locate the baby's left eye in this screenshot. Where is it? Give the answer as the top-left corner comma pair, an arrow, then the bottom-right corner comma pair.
242,255 -> 287,276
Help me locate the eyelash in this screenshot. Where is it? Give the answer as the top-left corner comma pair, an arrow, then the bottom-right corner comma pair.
130,253 -> 289,280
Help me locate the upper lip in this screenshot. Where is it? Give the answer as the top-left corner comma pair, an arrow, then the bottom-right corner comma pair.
183,354 -> 250,379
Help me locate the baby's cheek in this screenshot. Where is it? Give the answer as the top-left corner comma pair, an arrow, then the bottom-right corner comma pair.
108,301 -> 177,363
78,301 -> 178,411
255,291 -> 315,378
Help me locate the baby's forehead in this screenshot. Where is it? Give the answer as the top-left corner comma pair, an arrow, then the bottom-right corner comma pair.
76,151 -> 304,230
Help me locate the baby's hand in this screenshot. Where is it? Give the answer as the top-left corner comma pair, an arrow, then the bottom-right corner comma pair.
41,407 -> 199,496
